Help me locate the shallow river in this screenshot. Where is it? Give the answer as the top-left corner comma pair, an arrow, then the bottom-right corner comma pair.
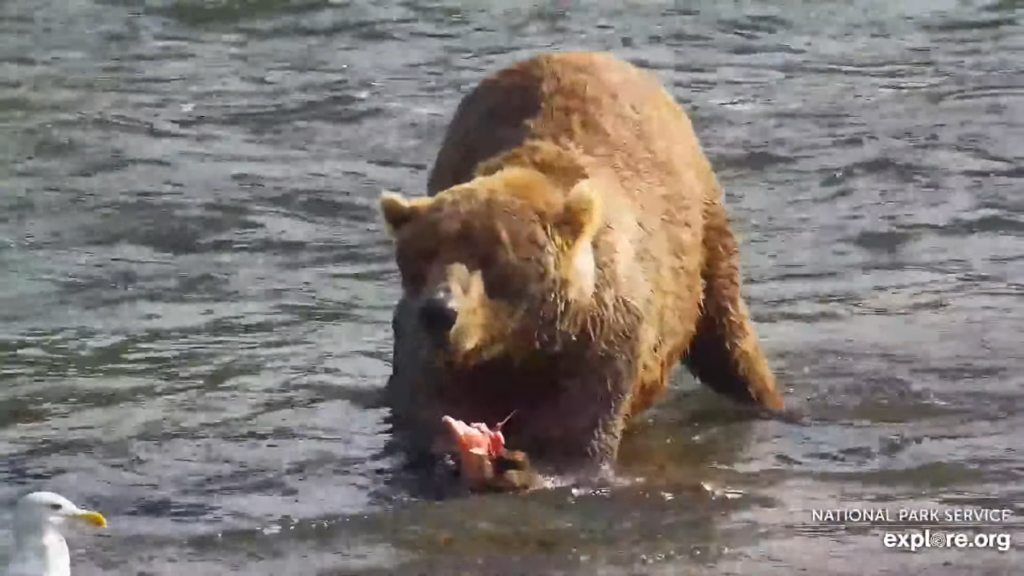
1,0 -> 1023,574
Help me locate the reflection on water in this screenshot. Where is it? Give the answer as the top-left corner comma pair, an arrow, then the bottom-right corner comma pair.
0,0 -> 1022,574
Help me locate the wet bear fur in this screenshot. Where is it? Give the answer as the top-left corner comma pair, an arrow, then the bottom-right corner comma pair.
379,51 -> 784,476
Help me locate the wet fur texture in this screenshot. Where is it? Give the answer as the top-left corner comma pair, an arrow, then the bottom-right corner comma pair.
380,51 -> 784,475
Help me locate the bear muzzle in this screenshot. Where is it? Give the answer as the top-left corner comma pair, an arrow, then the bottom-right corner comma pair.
418,286 -> 459,342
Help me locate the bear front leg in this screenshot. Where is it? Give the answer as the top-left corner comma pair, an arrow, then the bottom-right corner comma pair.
384,295 -> 450,460
519,347 -> 638,473
683,199 -> 785,411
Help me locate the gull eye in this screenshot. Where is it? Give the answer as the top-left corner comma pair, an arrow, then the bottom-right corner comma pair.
49,503 -> 63,511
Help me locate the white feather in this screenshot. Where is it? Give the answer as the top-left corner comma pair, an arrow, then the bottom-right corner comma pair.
6,492 -> 106,576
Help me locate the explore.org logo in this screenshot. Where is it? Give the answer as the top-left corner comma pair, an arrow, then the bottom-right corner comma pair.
882,530 -> 1012,552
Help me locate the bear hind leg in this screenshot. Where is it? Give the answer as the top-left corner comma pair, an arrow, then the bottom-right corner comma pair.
682,199 -> 784,411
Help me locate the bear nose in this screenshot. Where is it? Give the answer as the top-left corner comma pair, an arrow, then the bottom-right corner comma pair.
419,289 -> 458,336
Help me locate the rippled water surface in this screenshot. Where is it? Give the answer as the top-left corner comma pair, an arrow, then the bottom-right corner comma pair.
1,0 -> 1023,574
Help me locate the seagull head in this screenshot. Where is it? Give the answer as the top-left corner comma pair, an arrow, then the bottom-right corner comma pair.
7,491 -> 107,576
13,492 -> 107,537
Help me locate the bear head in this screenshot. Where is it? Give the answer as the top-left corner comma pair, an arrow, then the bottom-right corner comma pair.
379,167 -> 603,367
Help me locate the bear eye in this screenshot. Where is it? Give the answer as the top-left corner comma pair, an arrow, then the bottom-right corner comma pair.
49,503 -> 63,511
395,249 -> 428,287
482,265 -> 525,301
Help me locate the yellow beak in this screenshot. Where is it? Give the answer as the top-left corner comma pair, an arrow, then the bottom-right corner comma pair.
73,510 -> 108,528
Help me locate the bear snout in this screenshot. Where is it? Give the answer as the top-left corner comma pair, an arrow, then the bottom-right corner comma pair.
419,287 -> 459,339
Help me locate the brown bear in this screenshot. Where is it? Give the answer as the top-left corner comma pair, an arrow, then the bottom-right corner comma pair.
379,51 -> 784,491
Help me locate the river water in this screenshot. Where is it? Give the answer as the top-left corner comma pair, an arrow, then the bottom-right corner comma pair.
1,0 -> 1022,574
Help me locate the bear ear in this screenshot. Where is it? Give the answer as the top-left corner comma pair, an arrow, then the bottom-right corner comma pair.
555,180 -> 603,247
379,191 -> 432,236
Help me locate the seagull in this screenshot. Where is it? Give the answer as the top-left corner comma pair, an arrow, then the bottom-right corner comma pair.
6,492 -> 107,576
